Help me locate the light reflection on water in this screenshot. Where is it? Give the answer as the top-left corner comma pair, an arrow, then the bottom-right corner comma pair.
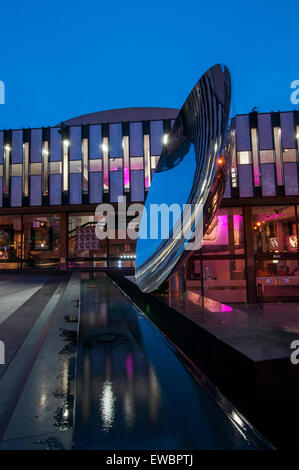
97,350 -> 162,435
99,379 -> 116,433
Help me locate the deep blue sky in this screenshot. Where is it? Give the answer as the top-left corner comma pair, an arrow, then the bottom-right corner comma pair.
0,0 -> 298,129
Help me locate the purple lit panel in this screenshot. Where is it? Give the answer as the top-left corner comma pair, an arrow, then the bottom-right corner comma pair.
284,162 -> 299,195
258,114 -> 273,150
50,174 -> 62,205
131,170 -> 144,202
110,170 -> 123,203
11,130 -> 23,164
235,115 -> 251,151
69,173 -> 82,204
0,177 -> 2,206
30,129 -> 42,163
238,164 -> 253,197
150,121 -> 163,155
70,127 -> 82,160
89,172 -> 102,203
30,175 -> 42,206
280,112 -> 295,149
10,176 -> 22,206
50,128 -> 62,162
0,132 -> 3,164
109,124 -> 122,157
89,125 -> 102,159
261,164 -> 276,196
129,122 -> 143,156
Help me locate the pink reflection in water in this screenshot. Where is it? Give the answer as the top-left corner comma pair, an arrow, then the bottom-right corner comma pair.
125,353 -> 134,380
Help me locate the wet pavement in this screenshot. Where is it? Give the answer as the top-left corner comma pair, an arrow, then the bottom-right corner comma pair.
0,273 -> 49,325
74,274 -> 270,450
0,273 -> 79,450
158,289 -> 298,362
226,302 -> 299,334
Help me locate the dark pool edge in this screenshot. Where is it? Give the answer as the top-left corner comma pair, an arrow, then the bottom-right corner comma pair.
108,272 -> 299,450
109,275 -> 274,451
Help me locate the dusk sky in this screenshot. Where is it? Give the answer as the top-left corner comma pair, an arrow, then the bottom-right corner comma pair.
0,0 -> 298,129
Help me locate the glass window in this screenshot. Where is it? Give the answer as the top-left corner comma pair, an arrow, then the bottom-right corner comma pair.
259,150 -> 274,163
256,259 -> 298,277
68,213 -> 107,268
23,214 -> 60,269
237,151 -> 251,164
0,215 -> 21,269
109,236 -> 136,269
130,157 -> 143,170
203,259 -> 247,303
256,260 -> 299,301
110,158 -> 122,171
89,159 -> 102,172
252,205 -> 296,253
69,160 -> 82,173
203,208 -> 244,254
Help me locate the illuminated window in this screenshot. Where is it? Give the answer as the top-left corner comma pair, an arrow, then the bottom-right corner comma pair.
237,151 -> 251,165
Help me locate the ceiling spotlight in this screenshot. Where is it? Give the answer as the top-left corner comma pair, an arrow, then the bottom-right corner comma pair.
4,145 -> 11,151
163,134 -> 169,145
63,139 -> 69,147
101,143 -> 108,152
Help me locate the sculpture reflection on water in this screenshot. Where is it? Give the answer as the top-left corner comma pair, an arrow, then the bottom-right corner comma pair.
135,64 -> 232,293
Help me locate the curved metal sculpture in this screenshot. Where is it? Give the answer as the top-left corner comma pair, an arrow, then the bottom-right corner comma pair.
135,64 -> 231,293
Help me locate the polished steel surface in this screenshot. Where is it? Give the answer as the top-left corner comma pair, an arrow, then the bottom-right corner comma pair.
136,64 -> 231,292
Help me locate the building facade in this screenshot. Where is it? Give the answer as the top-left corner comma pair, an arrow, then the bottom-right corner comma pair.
0,107 -> 299,303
